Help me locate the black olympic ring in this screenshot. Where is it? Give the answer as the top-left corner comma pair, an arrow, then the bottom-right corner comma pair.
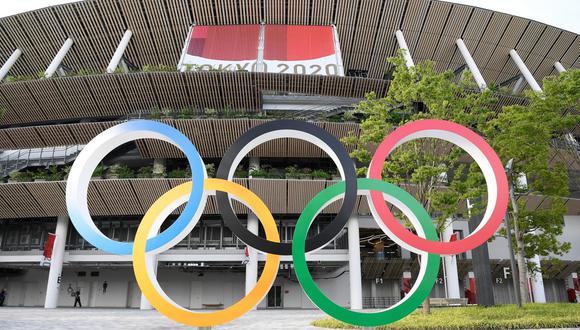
216,120 -> 357,255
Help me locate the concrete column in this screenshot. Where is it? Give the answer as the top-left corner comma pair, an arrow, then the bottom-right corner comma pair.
509,49 -> 542,92
442,220 -> 460,299
554,62 -> 567,74
348,215 -> 363,310
140,255 -> 157,310
529,254 -> 546,303
152,159 -> 166,178
107,30 -> 133,74
245,157 -> 260,307
395,30 -> 415,68
44,215 -> 69,308
44,38 -> 74,79
0,49 -> 22,82
455,39 -> 487,90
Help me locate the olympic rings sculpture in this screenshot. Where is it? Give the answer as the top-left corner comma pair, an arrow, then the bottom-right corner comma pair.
66,119 -> 508,328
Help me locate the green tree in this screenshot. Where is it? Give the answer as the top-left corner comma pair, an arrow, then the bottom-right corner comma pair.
483,69 -> 579,304
344,54 -> 496,313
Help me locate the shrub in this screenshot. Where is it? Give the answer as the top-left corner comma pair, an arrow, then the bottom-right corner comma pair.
312,304 -> 580,330
9,171 -> 33,182
167,168 -> 187,178
93,164 -> 106,178
137,166 -> 153,178
117,165 -> 135,179
285,165 -> 301,179
311,169 -> 330,180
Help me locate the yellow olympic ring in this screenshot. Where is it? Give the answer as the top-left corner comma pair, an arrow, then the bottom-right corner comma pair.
133,178 -> 280,327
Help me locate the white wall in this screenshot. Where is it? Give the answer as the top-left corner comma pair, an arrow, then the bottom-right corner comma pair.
0,265 -> 351,309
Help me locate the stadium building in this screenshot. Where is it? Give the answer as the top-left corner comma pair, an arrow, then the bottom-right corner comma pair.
0,0 -> 579,310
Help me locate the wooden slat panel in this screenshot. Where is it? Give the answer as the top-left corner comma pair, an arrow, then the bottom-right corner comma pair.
84,74 -> 130,117
26,80 -> 73,121
53,77 -> 100,120
94,180 -> 143,215
0,184 -> 46,218
5,126 -> 45,148
35,125 -> 75,147
0,83 -> 45,123
249,179 -> 287,214
25,182 -> 66,216
287,179 -> 326,213
118,0 -> 159,67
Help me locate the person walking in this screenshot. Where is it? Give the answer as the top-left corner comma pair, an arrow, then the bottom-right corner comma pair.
0,288 -> 6,306
73,289 -> 82,308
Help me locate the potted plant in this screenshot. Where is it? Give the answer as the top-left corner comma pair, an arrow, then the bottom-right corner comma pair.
311,169 -> 330,180
285,165 -> 301,179
137,166 -> 153,178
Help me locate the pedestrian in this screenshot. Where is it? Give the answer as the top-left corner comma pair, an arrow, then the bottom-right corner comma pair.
0,288 -> 6,306
73,289 -> 82,308
102,281 -> 108,294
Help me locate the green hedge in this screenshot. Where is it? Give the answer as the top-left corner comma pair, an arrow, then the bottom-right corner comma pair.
311,304 -> 580,330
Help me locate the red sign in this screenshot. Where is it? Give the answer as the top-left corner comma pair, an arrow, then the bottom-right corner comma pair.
180,25 -> 343,76
43,233 -> 56,259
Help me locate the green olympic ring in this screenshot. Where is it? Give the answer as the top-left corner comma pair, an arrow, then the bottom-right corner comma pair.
292,178 -> 440,327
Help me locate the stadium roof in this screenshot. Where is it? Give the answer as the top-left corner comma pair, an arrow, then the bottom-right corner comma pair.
0,0 -> 577,82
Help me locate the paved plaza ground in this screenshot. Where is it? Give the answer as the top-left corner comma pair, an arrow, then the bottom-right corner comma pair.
0,308 -> 326,330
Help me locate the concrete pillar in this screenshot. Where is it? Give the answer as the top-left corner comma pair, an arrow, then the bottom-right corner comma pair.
442,220 -> 460,299
0,49 -> 22,82
348,215 -> 363,310
44,215 -> 69,308
509,49 -> 542,93
107,30 -> 133,74
554,62 -> 567,74
395,30 -> 415,68
44,38 -> 74,79
245,157 -> 260,307
140,255 -> 157,310
152,159 -> 166,178
529,254 -> 546,303
455,39 -> 487,90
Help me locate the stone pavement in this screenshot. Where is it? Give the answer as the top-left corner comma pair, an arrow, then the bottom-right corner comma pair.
0,308 -> 326,330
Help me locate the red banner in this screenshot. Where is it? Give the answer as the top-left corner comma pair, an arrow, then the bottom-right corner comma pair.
43,233 -> 56,259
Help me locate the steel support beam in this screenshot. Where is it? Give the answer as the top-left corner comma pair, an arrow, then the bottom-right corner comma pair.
554,61 -> 567,74
44,38 -> 74,79
456,39 -> 487,90
107,30 -> 133,74
0,49 -> 22,82
348,215 -> 363,310
44,215 -> 69,308
509,49 -> 542,92
395,30 -> 415,68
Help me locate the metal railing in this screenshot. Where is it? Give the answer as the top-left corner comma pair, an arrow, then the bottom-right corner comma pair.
363,297 -> 400,309
0,145 -> 84,177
